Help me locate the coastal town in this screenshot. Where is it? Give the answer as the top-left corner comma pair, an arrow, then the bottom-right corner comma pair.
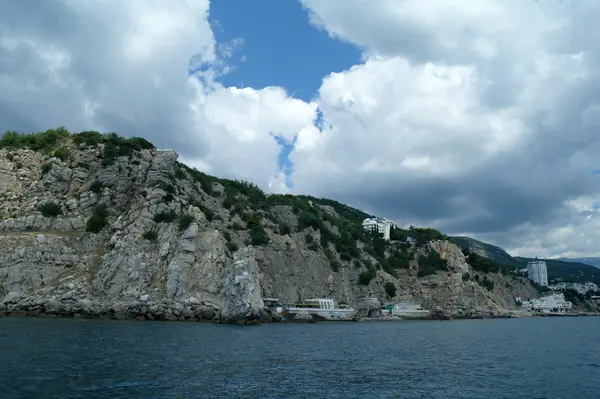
257,218 -> 600,322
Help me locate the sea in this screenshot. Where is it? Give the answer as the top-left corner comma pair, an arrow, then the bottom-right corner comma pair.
0,316 -> 598,399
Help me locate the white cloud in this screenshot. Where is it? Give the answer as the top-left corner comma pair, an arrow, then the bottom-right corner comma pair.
3,0 -> 600,258
292,0 -> 600,257
0,0 -> 315,192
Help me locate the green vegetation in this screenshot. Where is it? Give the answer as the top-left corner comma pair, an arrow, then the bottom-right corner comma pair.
178,214 -> 194,231
100,133 -> 155,165
41,163 -> 52,176
408,226 -> 448,246
53,147 -> 70,161
563,289 -> 586,306
480,277 -> 494,291
452,236 -> 516,265
38,202 -> 62,217
417,250 -> 449,277
89,181 -> 103,194
1,127 -> 70,152
250,224 -> 270,246
223,231 -> 232,241
154,210 -> 177,223
190,200 -> 215,222
143,230 -> 158,242
384,282 -> 397,298
86,204 -> 109,233
515,257 -> 600,286
174,166 -> 186,180
1,129 -> 155,169
358,268 -> 376,285
305,233 -> 314,244
279,223 -> 291,235
464,250 -> 511,273
226,241 -> 239,252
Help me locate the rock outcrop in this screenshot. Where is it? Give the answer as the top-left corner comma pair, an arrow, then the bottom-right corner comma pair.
0,131 -> 548,321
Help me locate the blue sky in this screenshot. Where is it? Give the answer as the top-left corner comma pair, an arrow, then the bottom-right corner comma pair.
209,0 -> 362,102
208,0 -> 361,187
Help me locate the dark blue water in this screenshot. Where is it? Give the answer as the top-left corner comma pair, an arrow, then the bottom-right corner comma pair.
1,317 -> 599,399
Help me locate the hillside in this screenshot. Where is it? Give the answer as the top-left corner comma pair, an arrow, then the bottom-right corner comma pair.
452,236 -> 600,285
0,128 -> 543,321
558,257 -> 600,269
451,236 -> 517,266
514,258 -> 600,285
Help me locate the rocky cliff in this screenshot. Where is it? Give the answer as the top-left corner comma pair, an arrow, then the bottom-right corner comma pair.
0,129 -> 540,321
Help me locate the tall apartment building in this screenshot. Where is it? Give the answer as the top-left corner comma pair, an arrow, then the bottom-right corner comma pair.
527,260 -> 548,286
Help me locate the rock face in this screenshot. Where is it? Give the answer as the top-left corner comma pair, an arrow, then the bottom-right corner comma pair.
219,247 -> 264,321
0,135 -> 545,321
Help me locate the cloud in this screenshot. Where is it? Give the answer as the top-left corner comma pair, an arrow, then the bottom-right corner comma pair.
3,0 -> 600,257
0,0 -> 315,190
293,0 -> 600,257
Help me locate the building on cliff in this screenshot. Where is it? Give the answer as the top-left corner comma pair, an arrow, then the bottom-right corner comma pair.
362,217 -> 394,240
527,260 -> 548,286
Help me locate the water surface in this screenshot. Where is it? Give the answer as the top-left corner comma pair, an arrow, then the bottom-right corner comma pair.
1,317 -> 598,398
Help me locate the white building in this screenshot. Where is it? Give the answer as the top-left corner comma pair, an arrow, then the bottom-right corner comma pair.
527,260 -> 548,286
285,298 -> 355,320
304,298 -> 334,309
548,282 -> 567,291
521,293 -> 573,313
362,217 -> 394,240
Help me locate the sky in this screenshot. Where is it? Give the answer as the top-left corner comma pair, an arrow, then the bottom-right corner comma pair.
1,0 -> 600,259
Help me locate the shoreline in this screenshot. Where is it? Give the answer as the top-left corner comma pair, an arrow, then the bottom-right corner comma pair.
2,307 -> 598,324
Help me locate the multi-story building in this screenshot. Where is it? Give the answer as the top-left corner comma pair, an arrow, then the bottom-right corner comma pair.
527,260 -> 548,286
362,217 -> 394,240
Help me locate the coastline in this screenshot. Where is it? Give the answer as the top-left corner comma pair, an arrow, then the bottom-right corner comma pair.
2,303 -> 598,324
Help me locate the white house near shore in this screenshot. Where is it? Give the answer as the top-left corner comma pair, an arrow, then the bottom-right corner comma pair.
362,217 -> 395,240
518,293 -> 572,313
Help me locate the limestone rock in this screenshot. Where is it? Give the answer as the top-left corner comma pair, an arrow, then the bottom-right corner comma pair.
219,247 -> 264,321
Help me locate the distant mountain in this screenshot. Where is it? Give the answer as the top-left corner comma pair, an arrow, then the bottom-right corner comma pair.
451,236 -> 517,265
558,257 -> 600,269
514,257 -> 600,285
452,236 -> 600,285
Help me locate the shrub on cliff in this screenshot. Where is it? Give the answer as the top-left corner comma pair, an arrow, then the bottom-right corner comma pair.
143,230 -> 158,242
358,269 -> 376,285
41,163 -> 52,176
384,282 -> 397,298
86,204 -> 109,233
72,131 -> 103,146
409,226 -> 448,246
179,214 -> 194,231
226,241 -> 239,252
250,224 -> 269,246
0,127 -> 69,152
154,210 -> 177,223
89,180 -> 103,194
38,202 -> 62,217
417,250 -> 448,277
53,147 -> 70,161
279,223 -> 291,235
190,201 -> 214,222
